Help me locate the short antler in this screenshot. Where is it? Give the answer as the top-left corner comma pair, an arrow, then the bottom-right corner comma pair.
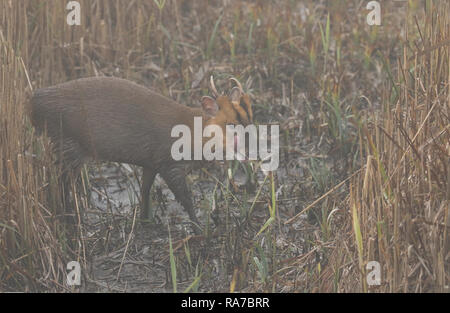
229,77 -> 244,94
210,76 -> 219,98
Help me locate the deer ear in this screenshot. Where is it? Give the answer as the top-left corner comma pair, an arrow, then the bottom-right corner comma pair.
229,87 -> 242,104
201,96 -> 219,116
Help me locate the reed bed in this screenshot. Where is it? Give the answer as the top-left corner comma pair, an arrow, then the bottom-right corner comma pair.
0,0 -> 448,292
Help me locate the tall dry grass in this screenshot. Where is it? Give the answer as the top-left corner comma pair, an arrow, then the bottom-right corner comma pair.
346,2 -> 449,292
0,1 -> 67,291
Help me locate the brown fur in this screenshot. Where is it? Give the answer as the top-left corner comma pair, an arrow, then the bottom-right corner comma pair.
29,76 -> 252,231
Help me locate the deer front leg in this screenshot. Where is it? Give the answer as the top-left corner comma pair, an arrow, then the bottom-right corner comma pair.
161,164 -> 201,233
141,167 -> 157,220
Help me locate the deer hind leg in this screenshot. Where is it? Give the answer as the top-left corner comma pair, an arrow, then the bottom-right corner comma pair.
160,164 -> 201,233
55,137 -> 86,219
140,167 -> 157,220
58,138 -> 85,176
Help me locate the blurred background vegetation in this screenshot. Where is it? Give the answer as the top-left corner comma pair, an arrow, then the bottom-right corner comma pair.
0,0 -> 448,292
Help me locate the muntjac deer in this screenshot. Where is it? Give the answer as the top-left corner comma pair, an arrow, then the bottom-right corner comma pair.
29,76 -> 253,233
